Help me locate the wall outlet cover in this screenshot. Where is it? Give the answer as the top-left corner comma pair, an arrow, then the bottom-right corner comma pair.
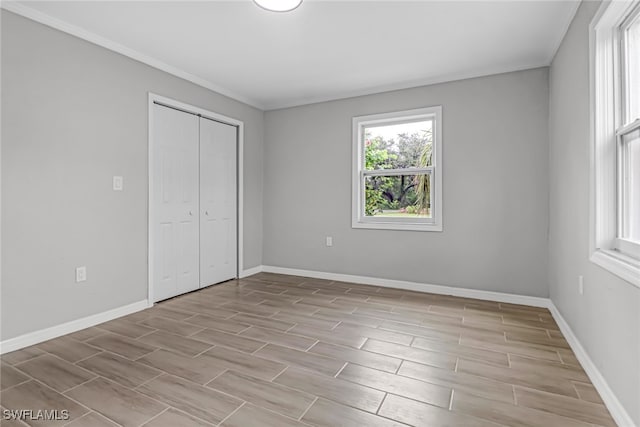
578,275 -> 584,295
113,176 -> 124,191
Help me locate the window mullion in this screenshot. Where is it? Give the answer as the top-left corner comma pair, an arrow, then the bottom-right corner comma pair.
362,168 -> 433,177
616,118 -> 640,136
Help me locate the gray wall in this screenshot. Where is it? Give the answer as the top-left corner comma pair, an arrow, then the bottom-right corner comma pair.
1,11 -> 264,341
548,1 -> 640,423
264,68 -> 549,297
3,8 -> 638,420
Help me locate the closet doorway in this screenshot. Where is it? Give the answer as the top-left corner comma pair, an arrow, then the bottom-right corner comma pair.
148,94 -> 243,303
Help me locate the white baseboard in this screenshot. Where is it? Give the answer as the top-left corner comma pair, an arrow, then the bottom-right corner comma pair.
1,264 -> 632,426
261,265 -> 549,307
239,265 -> 263,278
0,299 -> 149,355
548,302 -> 635,427
256,265 -> 633,425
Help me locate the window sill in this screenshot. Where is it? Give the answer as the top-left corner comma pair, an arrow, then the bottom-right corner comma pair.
590,249 -> 640,288
352,220 -> 443,232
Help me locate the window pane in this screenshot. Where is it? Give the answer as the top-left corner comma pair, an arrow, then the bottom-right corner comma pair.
364,174 -> 432,218
364,120 -> 433,170
623,128 -> 640,242
626,11 -> 640,122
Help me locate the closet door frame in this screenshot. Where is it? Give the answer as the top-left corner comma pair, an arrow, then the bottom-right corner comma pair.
147,93 -> 244,305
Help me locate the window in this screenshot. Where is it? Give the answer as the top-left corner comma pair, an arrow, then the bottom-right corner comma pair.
619,7 -> 640,259
590,1 -> 640,286
352,106 -> 442,231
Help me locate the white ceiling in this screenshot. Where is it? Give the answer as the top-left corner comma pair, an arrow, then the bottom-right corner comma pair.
5,1 -> 580,110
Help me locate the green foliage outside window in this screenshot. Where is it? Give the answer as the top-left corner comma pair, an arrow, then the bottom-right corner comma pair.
364,128 -> 433,216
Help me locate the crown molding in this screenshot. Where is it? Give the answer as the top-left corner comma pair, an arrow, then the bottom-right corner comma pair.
264,63 -> 548,111
1,1 -> 266,110
1,1 -> 580,112
547,0 -> 581,65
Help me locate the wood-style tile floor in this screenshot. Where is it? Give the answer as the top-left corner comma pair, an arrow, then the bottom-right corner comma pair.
1,273 -> 616,427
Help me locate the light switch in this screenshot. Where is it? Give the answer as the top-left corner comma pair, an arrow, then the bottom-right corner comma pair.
76,266 -> 87,283
113,176 -> 124,191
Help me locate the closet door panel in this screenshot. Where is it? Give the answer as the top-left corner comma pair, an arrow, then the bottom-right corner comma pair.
199,117 -> 237,287
152,104 -> 200,302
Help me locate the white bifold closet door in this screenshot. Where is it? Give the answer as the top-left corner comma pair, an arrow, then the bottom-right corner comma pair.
152,104 -> 237,303
152,104 -> 200,302
199,117 -> 237,287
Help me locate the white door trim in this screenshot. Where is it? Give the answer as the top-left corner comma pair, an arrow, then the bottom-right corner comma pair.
148,92 -> 244,305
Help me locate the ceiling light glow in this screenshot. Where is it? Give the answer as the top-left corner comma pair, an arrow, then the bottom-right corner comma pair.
254,0 -> 302,12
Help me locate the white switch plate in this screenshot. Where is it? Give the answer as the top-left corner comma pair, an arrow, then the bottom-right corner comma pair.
113,176 -> 123,191
76,266 -> 87,283
578,275 -> 584,295
326,236 -> 333,247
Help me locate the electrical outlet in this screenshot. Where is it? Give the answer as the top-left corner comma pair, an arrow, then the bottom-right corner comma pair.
326,236 -> 333,247
76,266 -> 87,283
578,275 -> 584,295
113,176 -> 123,191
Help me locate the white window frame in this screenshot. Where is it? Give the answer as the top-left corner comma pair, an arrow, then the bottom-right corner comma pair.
352,106 -> 443,232
590,0 -> 640,288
